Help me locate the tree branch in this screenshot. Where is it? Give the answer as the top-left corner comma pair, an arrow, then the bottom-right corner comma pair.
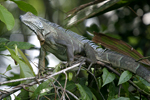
0,63 -> 81,99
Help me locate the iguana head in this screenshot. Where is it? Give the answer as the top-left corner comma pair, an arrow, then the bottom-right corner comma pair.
20,12 -> 52,45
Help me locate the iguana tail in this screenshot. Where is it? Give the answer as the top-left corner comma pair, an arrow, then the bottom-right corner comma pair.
97,50 -> 150,83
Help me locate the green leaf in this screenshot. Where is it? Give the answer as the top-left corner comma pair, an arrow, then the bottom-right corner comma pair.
0,4 -> 15,30
0,38 -> 9,43
32,64 -> 62,98
6,47 -> 35,78
3,96 -> 11,100
92,93 -> 97,100
108,82 -> 116,100
97,77 -> 102,89
6,64 -> 12,72
59,80 -> 76,91
32,79 -> 53,98
14,95 -> 21,100
76,84 -> 92,100
133,79 -> 150,95
5,72 -> 20,86
6,46 -> 36,96
102,68 -> 115,87
90,87 -> 103,100
7,41 -> 34,50
111,97 -> 130,100
118,71 -> 132,85
0,38 -> 9,51
122,82 -> 129,97
11,0 -> 37,15
18,49 -> 34,74
0,38 -> 34,51
69,72 -> 73,81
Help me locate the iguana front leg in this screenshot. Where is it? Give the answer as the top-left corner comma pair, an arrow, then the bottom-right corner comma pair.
46,35 -> 74,66
56,40 -> 74,66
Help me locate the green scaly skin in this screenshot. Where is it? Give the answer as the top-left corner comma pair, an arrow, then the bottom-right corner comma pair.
20,12 -> 150,83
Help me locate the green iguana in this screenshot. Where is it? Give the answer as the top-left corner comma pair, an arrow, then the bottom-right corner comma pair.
20,12 -> 150,83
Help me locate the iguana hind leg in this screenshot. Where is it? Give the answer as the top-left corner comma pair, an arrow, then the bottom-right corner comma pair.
76,43 -> 98,75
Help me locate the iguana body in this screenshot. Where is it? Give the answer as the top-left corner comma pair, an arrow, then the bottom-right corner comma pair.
20,12 -> 150,83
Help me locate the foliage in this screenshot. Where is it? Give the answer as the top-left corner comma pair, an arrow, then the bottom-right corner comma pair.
0,0 -> 37,30
0,38 -> 34,51
0,0 -> 150,100
0,4 -> 14,30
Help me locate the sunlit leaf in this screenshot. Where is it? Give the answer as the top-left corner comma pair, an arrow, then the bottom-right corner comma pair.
92,32 -> 150,66
11,0 -> 37,15
102,68 -> 115,87
6,64 -> 12,72
69,72 -> 73,81
66,0 -> 122,28
118,71 -> 132,85
66,0 -> 136,28
97,77 -> 102,89
6,47 -> 35,78
133,79 -> 150,95
6,46 -> 36,96
18,49 -> 34,73
0,4 -> 15,30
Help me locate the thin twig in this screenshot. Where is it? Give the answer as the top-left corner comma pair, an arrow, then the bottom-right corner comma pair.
127,6 -> 138,16
51,82 -> 57,100
61,72 -> 67,100
61,72 -> 68,100
56,86 -> 79,100
46,76 -> 64,100
118,85 -> 121,97
64,72 -> 70,100
0,77 -> 35,85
